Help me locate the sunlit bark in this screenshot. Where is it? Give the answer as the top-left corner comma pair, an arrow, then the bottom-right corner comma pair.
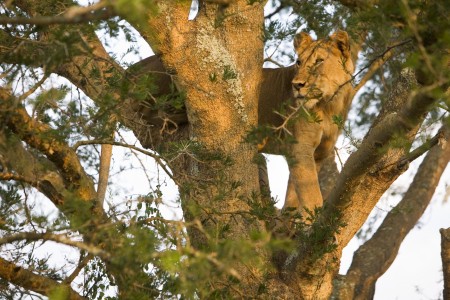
334,125 -> 450,299
0,257 -> 86,300
144,1 -> 273,296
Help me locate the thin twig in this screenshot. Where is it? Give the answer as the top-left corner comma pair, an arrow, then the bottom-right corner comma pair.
18,74 -> 48,102
0,172 -> 39,186
370,126 -> 445,174
264,57 -> 284,68
334,147 -> 344,169
63,253 -> 94,284
351,39 -> 412,95
0,232 -> 109,259
73,139 -> 177,184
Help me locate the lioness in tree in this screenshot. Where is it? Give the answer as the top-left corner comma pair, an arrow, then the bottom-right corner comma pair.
129,30 -> 355,216
259,31 -> 355,215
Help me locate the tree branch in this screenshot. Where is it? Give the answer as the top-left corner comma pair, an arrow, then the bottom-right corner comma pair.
0,130 -> 66,206
0,2 -> 115,26
0,87 -> 97,205
353,39 -> 413,94
0,232 -> 108,258
63,253 -> 93,285
73,139 -> 177,184
333,124 -> 450,299
0,172 -> 64,205
324,73 -> 441,248
97,144 -> 112,206
441,227 -> 450,300
0,257 -> 87,300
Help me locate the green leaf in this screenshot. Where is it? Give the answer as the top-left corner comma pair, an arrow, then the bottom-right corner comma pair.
113,0 -> 158,28
160,250 -> 181,274
48,285 -> 69,300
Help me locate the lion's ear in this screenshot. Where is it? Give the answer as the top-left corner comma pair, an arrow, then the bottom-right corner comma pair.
293,32 -> 313,53
330,30 -> 351,59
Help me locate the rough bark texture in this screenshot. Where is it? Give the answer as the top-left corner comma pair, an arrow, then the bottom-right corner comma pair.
282,69 -> 436,298
442,228 -> 450,300
324,69 -> 427,246
145,1 -> 271,296
0,88 -> 98,209
333,125 -> 450,299
0,257 -> 86,300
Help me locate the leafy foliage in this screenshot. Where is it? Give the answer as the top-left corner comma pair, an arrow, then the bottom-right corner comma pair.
0,0 -> 449,299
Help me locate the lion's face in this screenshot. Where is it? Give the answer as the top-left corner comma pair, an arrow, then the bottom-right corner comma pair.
292,31 -> 354,110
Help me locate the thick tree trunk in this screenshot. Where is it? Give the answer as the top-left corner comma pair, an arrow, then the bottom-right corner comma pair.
146,1 -> 272,296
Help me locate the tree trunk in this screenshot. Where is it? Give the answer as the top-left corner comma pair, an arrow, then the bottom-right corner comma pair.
147,1 -> 271,296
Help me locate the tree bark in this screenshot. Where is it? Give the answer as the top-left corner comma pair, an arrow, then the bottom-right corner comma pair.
145,1 -> 273,296
282,69 -> 439,298
0,257 -> 86,300
442,227 -> 450,300
333,124 -> 450,299
0,88 -> 98,208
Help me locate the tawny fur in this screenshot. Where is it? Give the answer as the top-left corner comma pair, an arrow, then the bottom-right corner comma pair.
128,32 -> 355,215
259,31 -> 355,214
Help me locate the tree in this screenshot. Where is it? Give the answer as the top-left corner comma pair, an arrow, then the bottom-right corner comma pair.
0,0 -> 449,299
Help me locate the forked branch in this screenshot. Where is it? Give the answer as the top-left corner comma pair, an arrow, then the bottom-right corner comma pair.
333,124 -> 450,299
0,257 -> 87,300
0,87 -> 98,207
323,81 -> 440,247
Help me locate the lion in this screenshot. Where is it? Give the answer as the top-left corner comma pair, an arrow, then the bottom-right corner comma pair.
127,31 -> 354,215
259,31 -> 355,215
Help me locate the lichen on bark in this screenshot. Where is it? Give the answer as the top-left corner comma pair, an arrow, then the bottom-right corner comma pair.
196,25 -> 248,122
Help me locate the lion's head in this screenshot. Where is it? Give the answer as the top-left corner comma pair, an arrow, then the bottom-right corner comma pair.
292,31 -> 354,110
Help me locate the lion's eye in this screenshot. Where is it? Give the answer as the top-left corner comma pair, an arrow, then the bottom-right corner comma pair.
315,58 -> 324,65
296,59 -> 301,66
